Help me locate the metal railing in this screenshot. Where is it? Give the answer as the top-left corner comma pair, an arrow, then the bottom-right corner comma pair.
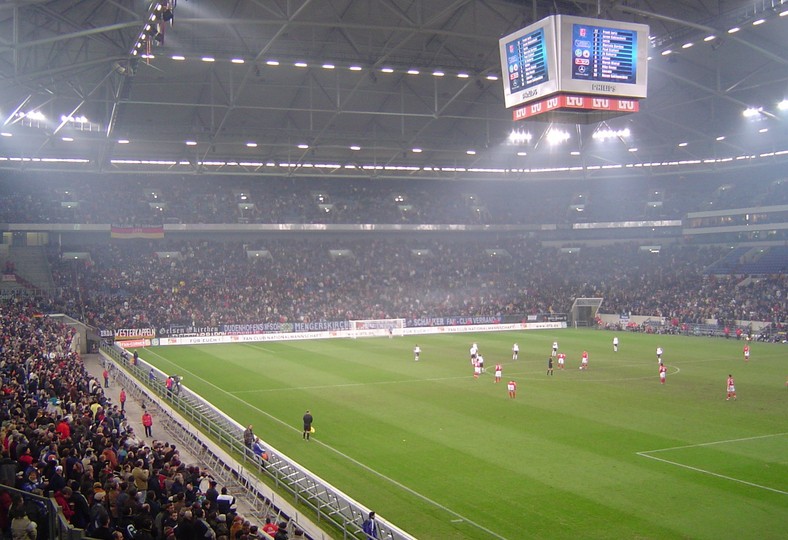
101,344 -> 414,540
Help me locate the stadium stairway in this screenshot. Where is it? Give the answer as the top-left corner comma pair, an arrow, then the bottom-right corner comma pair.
81,353 -> 285,539
7,245 -> 55,291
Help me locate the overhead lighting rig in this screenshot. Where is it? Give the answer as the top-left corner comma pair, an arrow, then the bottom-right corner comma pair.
132,2 -> 178,58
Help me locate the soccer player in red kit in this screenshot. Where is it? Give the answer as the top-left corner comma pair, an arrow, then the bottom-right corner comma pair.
580,351 -> 589,370
494,363 -> 502,383
507,380 -> 517,398
743,344 -> 750,362
726,374 -> 736,400
557,352 -> 566,370
659,363 -> 667,384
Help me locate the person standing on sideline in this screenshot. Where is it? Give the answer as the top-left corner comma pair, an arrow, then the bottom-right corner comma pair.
494,363 -> 502,383
547,356 -> 553,376
413,344 -> 421,361
659,363 -> 667,384
362,511 -> 379,539
512,343 -> 519,360
507,380 -> 517,399
613,336 -> 619,352
119,388 -> 127,412
103,368 -> 110,388
303,410 -> 313,441
726,374 -> 737,400
142,411 -> 153,438
243,425 -> 254,448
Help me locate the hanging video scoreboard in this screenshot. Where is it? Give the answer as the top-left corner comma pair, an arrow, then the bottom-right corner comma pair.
500,15 -> 649,109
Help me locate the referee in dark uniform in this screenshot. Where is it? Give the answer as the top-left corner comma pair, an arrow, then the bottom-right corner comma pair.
303,410 -> 313,440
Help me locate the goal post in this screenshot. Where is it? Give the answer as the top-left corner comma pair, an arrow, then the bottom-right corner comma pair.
349,318 -> 406,338
569,298 -> 604,328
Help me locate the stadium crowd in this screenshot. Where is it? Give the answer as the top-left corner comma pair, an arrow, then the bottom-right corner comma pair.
45,239 -> 785,332
0,299 -> 290,540
2,171 -> 785,227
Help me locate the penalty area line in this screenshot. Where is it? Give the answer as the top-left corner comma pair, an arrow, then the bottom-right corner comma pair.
637,432 -> 788,496
636,452 -> 787,495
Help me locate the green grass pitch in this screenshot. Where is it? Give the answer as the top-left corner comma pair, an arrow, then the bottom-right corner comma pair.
139,330 -> 787,540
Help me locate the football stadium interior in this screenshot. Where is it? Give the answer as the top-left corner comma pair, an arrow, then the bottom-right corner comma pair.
0,1 -> 786,540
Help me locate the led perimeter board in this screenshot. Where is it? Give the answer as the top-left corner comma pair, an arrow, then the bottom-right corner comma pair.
500,15 -> 649,109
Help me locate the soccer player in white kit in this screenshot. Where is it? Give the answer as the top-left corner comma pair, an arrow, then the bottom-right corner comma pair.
470,343 -> 478,365
413,345 -> 421,361
613,336 -> 619,352
552,341 -> 558,357
656,347 -> 663,364
512,343 -> 519,360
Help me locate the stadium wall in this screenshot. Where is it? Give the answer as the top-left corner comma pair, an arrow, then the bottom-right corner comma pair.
149,321 -> 567,346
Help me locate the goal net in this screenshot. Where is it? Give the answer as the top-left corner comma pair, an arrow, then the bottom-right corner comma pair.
349,318 -> 406,338
569,298 -> 604,328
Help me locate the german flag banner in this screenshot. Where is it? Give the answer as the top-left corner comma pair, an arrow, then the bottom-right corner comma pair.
110,223 -> 165,239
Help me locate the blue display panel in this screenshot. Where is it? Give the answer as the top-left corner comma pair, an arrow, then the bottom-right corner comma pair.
505,28 -> 550,93
571,23 -> 637,84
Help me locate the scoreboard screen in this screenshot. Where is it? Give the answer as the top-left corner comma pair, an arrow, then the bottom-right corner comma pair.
499,15 -> 648,109
505,27 -> 550,93
570,23 -> 638,84
499,18 -> 559,108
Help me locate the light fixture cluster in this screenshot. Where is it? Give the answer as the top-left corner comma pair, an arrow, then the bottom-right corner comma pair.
134,51 -> 499,81
1,150 -> 786,174
742,98 -> 787,117
651,2 -> 785,58
131,2 -> 176,57
508,130 -> 533,144
592,128 -> 631,141
545,128 -> 571,145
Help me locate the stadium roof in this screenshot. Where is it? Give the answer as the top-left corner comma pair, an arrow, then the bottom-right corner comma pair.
0,0 -> 786,179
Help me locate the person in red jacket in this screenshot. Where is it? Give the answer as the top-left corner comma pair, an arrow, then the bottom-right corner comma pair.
53,486 -> 75,523
55,418 -> 71,441
142,411 -> 153,438
262,518 -> 278,537
119,389 -> 126,413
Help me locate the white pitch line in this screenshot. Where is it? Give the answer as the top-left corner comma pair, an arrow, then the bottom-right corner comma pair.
637,432 -> 788,496
141,348 -> 510,540
639,432 -> 788,454
637,453 -> 788,495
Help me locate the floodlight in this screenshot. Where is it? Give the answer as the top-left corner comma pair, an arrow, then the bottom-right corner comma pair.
546,129 -> 570,145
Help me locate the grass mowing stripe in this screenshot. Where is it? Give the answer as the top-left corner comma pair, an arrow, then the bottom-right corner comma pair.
139,346 -> 511,539
637,452 -> 788,495
140,330 -> 788,539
